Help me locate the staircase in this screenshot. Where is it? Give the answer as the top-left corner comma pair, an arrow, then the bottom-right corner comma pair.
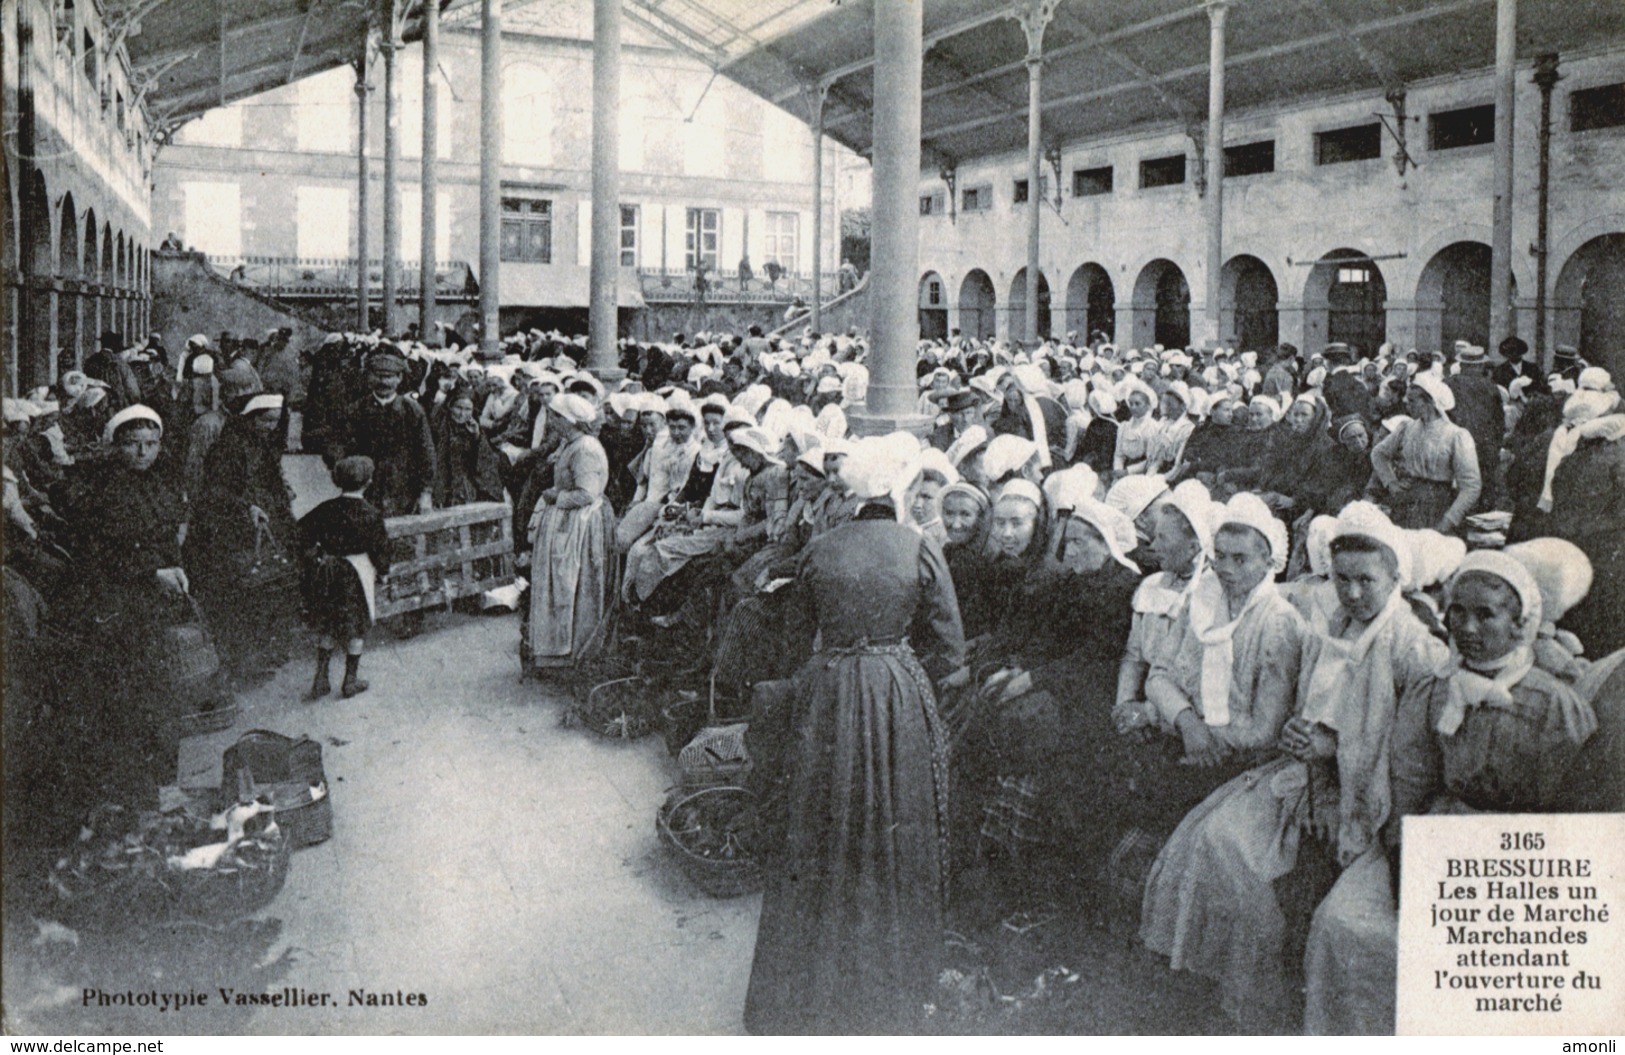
769,272 -> 871,339
151,251 -> 333,348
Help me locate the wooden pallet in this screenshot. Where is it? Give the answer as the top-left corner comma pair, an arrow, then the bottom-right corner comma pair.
377,501 -> 515,618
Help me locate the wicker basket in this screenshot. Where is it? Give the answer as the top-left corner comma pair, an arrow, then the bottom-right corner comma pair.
677,723 -> 752,787
656,785 -> 762,898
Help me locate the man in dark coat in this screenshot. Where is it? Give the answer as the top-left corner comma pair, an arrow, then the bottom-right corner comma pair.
1321,344 -> 1374,423
928,389 -> 985,452
1446,343 -> 1505,510
328,349 -> 436,517
1552,344 -> 1587,385
84,332 -> 144,411
1492,336 -> 1548,396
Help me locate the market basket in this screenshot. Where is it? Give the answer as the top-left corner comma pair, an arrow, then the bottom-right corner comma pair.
46,802 -> 291,930
655,785 -> 762,898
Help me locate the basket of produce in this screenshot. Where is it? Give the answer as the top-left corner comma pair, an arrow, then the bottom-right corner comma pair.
46,800 -> 291,930
656,785 -> 762,898
568,673 -> 663,739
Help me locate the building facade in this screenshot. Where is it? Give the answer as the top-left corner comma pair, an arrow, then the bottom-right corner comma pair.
150,25 -> 855,335
5,0 -> 158,394
915,47 -> 1625,377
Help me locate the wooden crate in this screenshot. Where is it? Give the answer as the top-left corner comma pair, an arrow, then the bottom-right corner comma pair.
377,501 -> 515,618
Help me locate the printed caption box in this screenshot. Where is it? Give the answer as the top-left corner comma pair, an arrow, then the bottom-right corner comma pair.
1397,812 -> 1625,1034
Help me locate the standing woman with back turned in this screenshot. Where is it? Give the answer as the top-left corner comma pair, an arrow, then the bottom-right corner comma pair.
744,435 -> 966,1035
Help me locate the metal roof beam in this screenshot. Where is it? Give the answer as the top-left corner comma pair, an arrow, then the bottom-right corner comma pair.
1297,0 -> 1403,91
626,0 -> 730,62
823,1 -> 1214,131
287,0 -> 319,85
766,5 -> 1025,104
919,0 -> 1492,144
623,4 -> 725,66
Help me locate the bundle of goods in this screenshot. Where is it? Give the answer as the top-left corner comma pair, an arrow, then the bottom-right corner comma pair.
46,800 -> 290,929
676,723 -> 752,787
1465,510 -> 1513,549
655,785 -> 761,897
221,730 -> 333,848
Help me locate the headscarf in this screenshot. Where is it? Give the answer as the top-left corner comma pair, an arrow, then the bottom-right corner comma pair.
1411,372 -> 1456,415
728,426 -> 784,466
1164,479 -> 1216,559
1042,464 -> 1099,516
548,393 -> 596,427
241,393 -> 285,416
840,434 -> 922,523
1537,388 -> 1624,512
945,424 -> 989,469
1104,472 -> 1169,523
1330,500 -> 1411,588
1504,538 -> 1594,675
1434,551 -> 1595,745
981,434 -> 1040,483
938,480 -> 990,541
1003,368 -> 1054,469
1217,491 -> 1289,575
1304,515 -> 1338,579
1061,498 -> 1140,573
102,403 -> 164,445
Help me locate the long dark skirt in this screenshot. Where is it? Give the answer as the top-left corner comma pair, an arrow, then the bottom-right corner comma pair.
743,645 -> 950,1035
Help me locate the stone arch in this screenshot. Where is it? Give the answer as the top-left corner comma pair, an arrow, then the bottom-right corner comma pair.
19,169 -> 55,388
3,154 -> 17,393
58,194 -> 81,366
1220,254 -> 1279,352
1302,248 -> 1387,356
1130,258 -> 1190,349
1064,263 -> 1115,342
958,268 -> 997,341
100,224 -> 114,344
1414,240 -> 1519,353
1008,267 -> 1052,342
919,271 -> 948,340
1553,232 -> 1625,378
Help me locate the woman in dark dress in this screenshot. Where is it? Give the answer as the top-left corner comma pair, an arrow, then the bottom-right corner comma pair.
298,456 -> 393,698
189,393 -> 301,681
59,404 -> 206,801
430,387 -> 505,508
744,437 -> 965,1035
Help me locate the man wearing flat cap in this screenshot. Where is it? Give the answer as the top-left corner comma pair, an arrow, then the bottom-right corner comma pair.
328,348 -> 437,516
928,389 -> 986,453
1552,343 -> 1586,384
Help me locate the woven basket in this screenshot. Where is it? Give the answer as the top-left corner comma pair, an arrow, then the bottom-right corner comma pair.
656,785 -> 761,898
677,723 -> 752,787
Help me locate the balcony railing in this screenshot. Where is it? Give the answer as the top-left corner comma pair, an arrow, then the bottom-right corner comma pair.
204,256 -> 476,299
637,266 -> 855,305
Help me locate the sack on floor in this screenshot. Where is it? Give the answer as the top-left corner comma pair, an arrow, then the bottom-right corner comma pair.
221,730 -> 332,848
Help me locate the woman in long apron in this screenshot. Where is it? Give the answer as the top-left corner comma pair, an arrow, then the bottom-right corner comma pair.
523,394 -> 615,673
744,435 -> 965,1035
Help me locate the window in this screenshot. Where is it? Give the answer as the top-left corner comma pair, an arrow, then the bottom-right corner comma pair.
1140,154 -> 1186,188
1073,165 -> 1113,197
764,211 -> 798,270
926,278 -> 943,306
500,195 -> 552,263
620,204 -> 639,267
686,207 -> 719,270
1570,83 -> 1625,132
920,192 -> 944,216
1429,104 -> 1496,150
1012,177 -> 1049,204
1223,140 -> 1275,177
1315,123 -> 1382,164
297,68 -> 352,153
961,185 -> 991,212
1337,267 -> 1369,284
181,181 -> 242,257
296,186 -> 351,259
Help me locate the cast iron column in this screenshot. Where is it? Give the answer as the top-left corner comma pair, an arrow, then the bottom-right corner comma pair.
588,0 -> 623,374
1018,1 -> 1056,345
478,0 -> 502,358
381,6 -> 401,335
420,0 -> 440,338
1489,0 -> 1517,349
355,51 -> 372,331
859,0 -> 924,426
804,83 -> 828,332
1205,1 -> 1227,346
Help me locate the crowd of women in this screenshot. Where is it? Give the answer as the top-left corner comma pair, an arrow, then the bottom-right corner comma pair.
477,325 -> 1622,1035
5,318 -> 1623,1035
